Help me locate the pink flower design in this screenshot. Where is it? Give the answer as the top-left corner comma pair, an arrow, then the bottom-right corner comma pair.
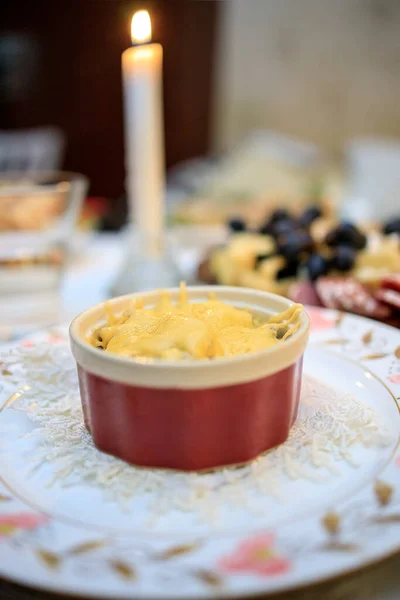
0,513 -> 48,537
21,340 -> 34,348
218,533 -> 290,577
388,374 -> 400,384
306,307 -> 335,332
47,334 -> 64,344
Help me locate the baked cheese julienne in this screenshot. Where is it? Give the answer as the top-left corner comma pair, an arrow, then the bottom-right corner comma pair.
91,283 -> 303,361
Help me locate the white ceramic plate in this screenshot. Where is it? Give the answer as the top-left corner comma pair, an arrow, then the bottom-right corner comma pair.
0,308 -> 400,598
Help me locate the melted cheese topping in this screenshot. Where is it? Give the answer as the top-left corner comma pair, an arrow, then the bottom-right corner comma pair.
91,284 -> 303,361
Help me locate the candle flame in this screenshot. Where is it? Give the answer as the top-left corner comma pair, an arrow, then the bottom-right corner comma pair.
131,10 -> 152,44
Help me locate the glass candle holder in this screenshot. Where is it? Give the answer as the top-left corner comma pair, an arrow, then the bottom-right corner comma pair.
111,228 -> 181,296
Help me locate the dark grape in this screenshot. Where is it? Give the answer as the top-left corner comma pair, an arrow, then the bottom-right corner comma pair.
276,260 -> 300,280
270,208 -> 290,222
228,218 -> 246,233
325,222 -> 366,250
298,205 -> 322,228
305,253 -> 330,281
259,208 -> 296,236
255,253 -> 275,267
278,230 -> 315,260
259,210 -> 291,236
271,218 -> 297,238
258,222 -> 274,236
331,246 -> 356,272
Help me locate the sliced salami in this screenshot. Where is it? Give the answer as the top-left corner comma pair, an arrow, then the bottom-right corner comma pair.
316,277 -> 392,319
288,281 -> 322,306
375,288 -> 400,311
380,274 -> 400,293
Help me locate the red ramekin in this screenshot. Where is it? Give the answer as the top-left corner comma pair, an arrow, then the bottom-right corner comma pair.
69,286 -> 309,471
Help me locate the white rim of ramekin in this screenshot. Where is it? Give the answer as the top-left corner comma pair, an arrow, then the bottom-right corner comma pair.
69,286 -> 310,390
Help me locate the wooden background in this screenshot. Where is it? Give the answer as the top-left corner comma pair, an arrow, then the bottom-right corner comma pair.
0,0 -> 219,198
214,0 -> 400,154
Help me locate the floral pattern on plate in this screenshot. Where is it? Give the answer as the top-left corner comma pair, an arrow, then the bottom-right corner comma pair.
218,533 -> 291,576
0,513 -> 48,538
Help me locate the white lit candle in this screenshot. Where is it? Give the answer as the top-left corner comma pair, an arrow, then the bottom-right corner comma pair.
122,10 -> 165,252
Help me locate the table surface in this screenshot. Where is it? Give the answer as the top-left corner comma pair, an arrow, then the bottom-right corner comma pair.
1,232 -> 400,599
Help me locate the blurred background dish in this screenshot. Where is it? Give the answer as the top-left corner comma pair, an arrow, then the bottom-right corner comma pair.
197,201 -> 400,325
168,132 -> 344,227
0,177 -> 67,231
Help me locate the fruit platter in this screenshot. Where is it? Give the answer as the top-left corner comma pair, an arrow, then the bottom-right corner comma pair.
199,205 -> 400,326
